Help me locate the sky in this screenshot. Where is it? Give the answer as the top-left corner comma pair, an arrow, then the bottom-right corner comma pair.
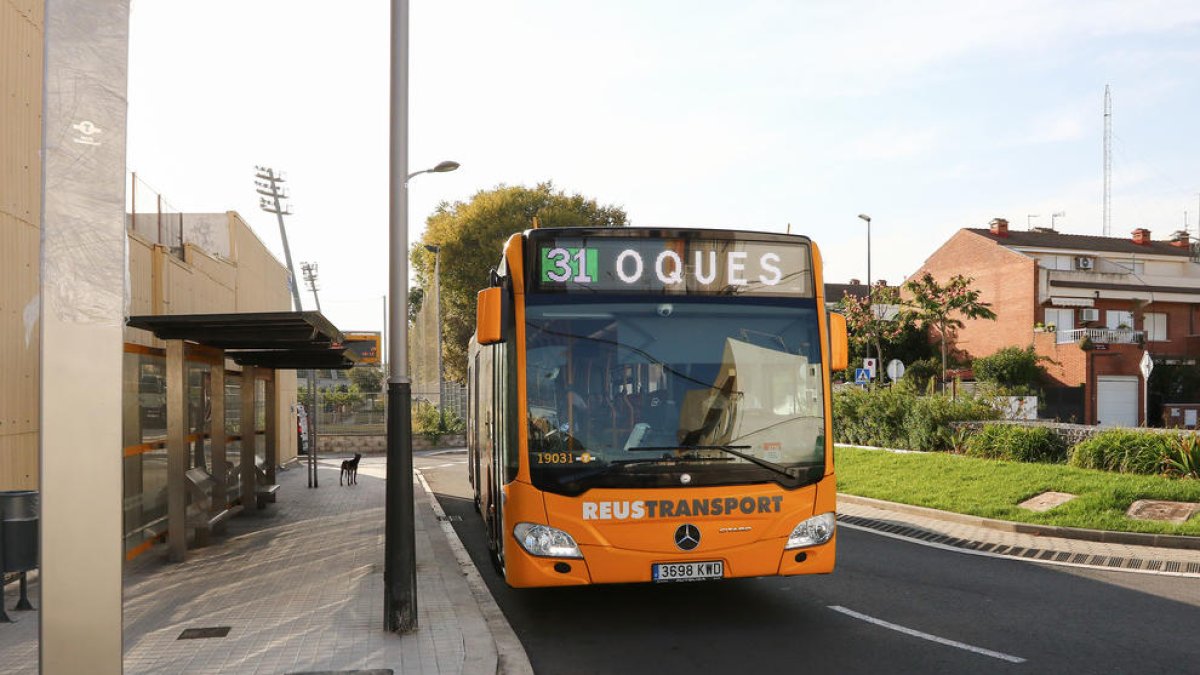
126,0 -> 1200,334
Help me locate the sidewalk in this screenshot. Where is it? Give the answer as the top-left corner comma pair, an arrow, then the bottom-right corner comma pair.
1,456 -> 531,675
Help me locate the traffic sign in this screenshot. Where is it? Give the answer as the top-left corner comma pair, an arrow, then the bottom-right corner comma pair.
887,359 -> 906,381
1140,351 -> 1154,379
855,368 -> 870,385
863,358 -> 877,378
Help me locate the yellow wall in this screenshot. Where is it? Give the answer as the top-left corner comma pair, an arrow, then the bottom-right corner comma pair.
0,0 -> 44,489
2,4 -> 299,485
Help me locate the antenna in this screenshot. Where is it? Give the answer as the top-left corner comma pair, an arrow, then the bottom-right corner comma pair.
1027,214 -> 1039,230
1052,211 -> 1065,229
1103,85 -> 1112,236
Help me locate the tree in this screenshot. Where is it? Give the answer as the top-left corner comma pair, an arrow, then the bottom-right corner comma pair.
973,346 -> 1047,394
414,182 -> 628,383
838,282 -> 914,383
901,272 -> 997,386
349,364 -> 384,393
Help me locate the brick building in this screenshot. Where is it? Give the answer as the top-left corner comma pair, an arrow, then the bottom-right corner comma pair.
911,218 -> 1200,426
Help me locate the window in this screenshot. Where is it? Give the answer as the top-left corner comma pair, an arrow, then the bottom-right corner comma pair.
1144,312 -> 1167,341
1044,308 -> 1074,332
1106,310 -> 1134,330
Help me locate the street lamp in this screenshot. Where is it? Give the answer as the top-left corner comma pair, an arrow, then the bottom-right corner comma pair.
424,244 -> 443,409
857,213 -> 879,380
384,9 -> 459,629
408,161 -> 459,183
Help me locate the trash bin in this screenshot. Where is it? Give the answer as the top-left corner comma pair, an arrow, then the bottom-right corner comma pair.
0,490 -> 38,573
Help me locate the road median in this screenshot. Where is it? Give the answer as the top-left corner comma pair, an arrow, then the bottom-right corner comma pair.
836,444 -> 1200,541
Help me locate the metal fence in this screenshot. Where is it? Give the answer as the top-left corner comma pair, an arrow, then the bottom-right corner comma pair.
306,385 -> 467,436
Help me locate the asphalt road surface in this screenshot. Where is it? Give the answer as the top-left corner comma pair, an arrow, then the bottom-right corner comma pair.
416,449 -> 1200,675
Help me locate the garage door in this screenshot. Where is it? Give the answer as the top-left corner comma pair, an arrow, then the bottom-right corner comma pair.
1097,376 -> 1139,427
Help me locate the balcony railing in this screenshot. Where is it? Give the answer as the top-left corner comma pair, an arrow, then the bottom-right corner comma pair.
1056,328 -> 1144,345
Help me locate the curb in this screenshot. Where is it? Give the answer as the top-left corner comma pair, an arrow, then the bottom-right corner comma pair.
415,471 -> 534,675
838,494 -> 1200,551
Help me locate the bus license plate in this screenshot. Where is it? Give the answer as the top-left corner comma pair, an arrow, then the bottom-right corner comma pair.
652,561 -> 724,582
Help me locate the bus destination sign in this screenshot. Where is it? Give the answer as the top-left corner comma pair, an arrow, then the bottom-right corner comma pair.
533,236 -> 812,297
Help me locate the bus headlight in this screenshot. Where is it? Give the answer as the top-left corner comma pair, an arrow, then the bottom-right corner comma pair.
513,522 -> 583,559
785,512 -> 836,549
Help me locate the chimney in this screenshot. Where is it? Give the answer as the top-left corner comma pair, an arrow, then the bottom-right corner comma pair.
1132,228 -> 1152,245
1171,230 -> 1190,248
989,218 -> 1009,237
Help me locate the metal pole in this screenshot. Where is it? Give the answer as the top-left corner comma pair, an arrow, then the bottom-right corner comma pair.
434,249 -> 443,407
385,0 -> 418,633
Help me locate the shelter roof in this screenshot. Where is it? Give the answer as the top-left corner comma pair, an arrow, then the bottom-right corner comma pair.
127,311 -> 357,369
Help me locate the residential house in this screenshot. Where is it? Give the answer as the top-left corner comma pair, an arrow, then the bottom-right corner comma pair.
910,218 -> 1200,426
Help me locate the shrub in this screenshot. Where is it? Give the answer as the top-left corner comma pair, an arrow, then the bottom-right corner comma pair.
413,402 -> 465,444
833,384 -> 913,449
834,384 -> 1000,451
901,357 -> 941,391
903,395 -> 1000,451
1161,434 -> 1200,479
972,346 -> 1045,392
1068,429 -> 1172,474
965,424 -> 1067,463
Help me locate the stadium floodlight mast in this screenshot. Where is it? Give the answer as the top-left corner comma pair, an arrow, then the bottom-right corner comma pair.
384,0 -> 463,634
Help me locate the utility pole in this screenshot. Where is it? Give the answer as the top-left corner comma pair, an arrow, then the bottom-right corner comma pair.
256,167 -> 318,487
300,261 -> 322,487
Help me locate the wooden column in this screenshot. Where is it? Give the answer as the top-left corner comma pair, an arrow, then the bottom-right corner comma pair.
240,366 -> 257,510
167,339 -> 188,561
265,370 -> 278,485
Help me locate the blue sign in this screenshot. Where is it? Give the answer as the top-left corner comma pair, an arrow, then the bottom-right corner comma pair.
855,368 -> 870,385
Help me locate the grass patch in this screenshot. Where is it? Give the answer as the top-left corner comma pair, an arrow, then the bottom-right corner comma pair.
836,445 -> 1200,536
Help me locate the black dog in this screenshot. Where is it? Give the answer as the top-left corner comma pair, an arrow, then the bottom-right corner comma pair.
340,453 -> 362,485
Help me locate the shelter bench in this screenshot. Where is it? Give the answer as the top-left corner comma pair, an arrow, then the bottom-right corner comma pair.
185,467 -> 243,534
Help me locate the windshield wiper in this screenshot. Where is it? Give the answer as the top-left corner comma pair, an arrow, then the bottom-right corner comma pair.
627,444 -> 805,480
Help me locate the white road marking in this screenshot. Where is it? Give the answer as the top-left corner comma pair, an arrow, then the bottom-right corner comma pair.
828,605 -> 1027,664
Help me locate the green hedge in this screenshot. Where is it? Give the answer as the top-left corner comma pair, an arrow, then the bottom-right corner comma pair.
964,423 -> 1067,463
833,385 -> 1000,451
1068,429 -> 1172,475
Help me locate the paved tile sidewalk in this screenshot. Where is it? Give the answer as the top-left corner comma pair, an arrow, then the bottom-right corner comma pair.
1,457 -> 512,674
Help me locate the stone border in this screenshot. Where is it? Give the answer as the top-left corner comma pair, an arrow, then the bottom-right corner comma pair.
839,494 -> 1200,551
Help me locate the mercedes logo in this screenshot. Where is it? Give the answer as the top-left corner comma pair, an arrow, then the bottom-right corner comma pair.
674,524 -> 701,551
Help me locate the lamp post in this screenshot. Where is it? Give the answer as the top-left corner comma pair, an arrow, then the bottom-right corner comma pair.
384,3 -> 457,628
424,244 -> 443,409
857,213 -> 879,381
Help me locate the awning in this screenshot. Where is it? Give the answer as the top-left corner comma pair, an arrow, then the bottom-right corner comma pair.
127,311 -> 358,370
1047,297 -> 1095,308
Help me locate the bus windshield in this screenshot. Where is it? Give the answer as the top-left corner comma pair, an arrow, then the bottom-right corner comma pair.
524,297 -> 826,496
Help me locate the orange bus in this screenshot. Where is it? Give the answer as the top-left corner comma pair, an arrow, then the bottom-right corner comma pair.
468,227 -> 848,587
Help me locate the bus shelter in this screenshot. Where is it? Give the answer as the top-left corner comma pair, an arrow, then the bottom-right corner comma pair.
126,311 -> 356,562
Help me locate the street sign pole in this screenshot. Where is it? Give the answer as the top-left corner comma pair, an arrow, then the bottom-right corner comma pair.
1140,351 -> 1154,427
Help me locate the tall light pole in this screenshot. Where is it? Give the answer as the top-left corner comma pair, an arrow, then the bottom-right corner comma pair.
301,261 -> 322,487
424,244 -> 443,409
385,0 -> 459,631
857,213 -> 880,380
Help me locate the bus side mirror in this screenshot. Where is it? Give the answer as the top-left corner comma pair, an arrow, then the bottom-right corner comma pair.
476,287 -> 503,345
828,312 -> 848,371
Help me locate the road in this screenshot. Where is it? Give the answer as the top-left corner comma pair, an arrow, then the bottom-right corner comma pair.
415,449 -> 1200,675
